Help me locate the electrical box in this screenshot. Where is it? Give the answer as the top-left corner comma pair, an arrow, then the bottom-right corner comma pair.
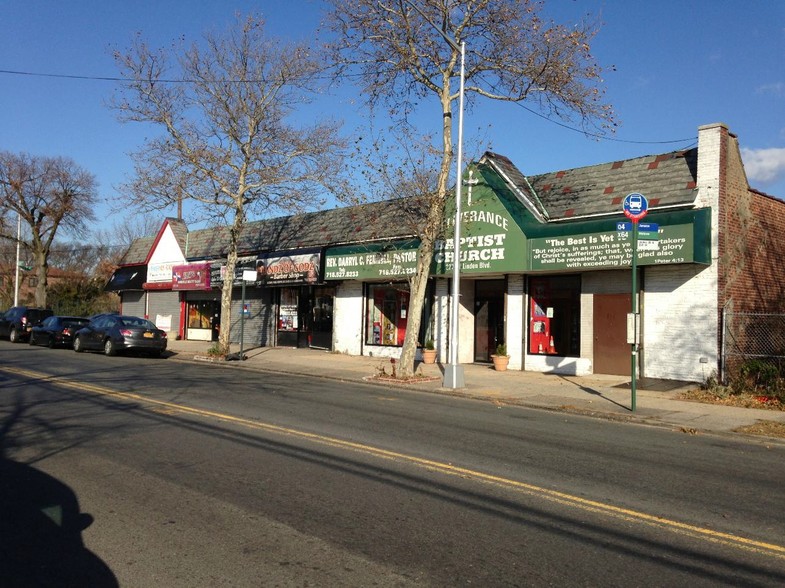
626,313 -> 639,345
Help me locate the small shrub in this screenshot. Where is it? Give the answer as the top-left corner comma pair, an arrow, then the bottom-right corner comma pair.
495,343 -> 508,357
424,338 -> 435,350
733,360 -> 780,394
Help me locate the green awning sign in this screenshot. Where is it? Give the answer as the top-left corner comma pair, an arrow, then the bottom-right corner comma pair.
528,222 -> 697,271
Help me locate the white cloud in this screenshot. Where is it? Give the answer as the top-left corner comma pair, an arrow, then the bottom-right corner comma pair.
756,82 -> 785,97
741,147 -> 785,183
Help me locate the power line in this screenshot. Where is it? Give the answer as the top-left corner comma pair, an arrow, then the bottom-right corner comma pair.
0,67 -> 698,146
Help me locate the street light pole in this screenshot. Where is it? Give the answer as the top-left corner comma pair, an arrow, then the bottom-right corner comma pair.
443,39 -> 466,389
13,212 -> 21,306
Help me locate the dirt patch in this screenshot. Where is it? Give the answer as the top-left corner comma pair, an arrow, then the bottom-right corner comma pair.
733,420 -> 785,439
363,375 -> 441,385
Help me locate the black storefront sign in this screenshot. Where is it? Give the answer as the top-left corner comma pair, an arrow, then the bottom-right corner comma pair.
256,248 -> 321,287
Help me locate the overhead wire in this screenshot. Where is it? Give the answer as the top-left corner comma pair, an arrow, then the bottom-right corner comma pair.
0,67 -> 697,147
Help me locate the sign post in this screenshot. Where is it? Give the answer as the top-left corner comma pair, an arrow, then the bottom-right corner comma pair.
622,192 -> 649,412
239,269 -> 258,359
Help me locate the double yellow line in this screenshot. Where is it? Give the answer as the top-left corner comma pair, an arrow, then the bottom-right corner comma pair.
4,365 -> 785,560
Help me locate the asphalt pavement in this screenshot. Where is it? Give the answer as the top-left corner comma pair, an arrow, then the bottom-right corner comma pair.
165,339 -> 785,442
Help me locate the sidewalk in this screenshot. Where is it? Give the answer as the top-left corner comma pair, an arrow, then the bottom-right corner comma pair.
164,339 -> 785,442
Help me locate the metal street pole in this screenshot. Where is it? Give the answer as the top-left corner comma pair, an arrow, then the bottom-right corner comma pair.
14,212 -> 21,306
443,40 -> 466,389
630,220 -> 638,412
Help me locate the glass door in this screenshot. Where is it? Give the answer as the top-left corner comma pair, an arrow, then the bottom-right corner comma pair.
474,280 -> 505,362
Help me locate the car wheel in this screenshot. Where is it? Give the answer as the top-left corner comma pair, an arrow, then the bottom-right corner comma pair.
73,336 -> 84,352
28,332 -> 36,346
47,336 -> 56,349
104,339 -> 117,356
9,328 -> 19,343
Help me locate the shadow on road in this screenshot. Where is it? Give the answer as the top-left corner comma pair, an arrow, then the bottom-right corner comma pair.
0,457 -> 117,587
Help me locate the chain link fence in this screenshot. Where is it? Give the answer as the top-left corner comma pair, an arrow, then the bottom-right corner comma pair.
721,311 -> 785,384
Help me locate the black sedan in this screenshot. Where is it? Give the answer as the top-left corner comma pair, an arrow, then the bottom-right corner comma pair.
29,315 -> 90,348
73,315 -> 168,357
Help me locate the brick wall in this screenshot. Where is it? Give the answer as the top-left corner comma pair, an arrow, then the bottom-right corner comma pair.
719,133 -> 785,313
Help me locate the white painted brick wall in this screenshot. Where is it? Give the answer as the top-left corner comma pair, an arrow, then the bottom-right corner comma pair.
643,264 -> 718,382
434,279 -> 449,360
333,281 -> 363,355
507,275 -> 524,370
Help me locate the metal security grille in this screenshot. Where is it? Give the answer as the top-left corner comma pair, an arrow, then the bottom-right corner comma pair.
721,311 -> 785,382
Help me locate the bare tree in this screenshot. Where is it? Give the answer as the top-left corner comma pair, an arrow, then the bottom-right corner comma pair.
0,151 -> 97,307
326,0 -> 616,377
110,14 -> 347,356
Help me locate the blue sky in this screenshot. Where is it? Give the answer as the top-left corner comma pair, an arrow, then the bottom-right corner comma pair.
2,1 -> 784,236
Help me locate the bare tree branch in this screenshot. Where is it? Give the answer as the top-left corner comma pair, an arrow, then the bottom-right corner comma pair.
109,14 -> 348,355
325,0 -> 616,377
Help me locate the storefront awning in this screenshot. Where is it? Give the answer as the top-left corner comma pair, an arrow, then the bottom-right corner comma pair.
105,265 -> 147,292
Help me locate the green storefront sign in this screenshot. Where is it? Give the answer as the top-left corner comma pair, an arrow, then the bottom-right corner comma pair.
432,178 -> 527,275
528,211 -> 710,271
325,240 -> 420,280
324,167 -> 711,280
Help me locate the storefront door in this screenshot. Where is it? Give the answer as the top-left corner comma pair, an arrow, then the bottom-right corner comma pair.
307,287 -> 334,349
474,280 -> 505,362
593,293 -> 631,375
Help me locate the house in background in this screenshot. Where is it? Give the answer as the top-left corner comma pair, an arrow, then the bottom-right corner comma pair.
0,264 -> 85,310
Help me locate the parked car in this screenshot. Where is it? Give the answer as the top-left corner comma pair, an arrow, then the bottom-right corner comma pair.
29,315 -> 90,349
73,315 -> 167,357
0,307 -> 54,343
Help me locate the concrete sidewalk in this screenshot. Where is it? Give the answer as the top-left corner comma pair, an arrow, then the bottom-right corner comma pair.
164,339 -> 785,442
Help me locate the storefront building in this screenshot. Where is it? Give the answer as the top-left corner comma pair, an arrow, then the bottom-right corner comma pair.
109,123 -> 785,383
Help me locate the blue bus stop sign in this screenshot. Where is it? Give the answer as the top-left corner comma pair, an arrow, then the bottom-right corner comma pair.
623,192 -> 648,221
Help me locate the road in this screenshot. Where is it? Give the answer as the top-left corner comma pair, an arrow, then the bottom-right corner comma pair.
1,341 -> 784,586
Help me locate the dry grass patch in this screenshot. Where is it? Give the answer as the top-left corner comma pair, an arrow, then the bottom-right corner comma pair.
677,388 -> 784,410
733,420 -> 785,439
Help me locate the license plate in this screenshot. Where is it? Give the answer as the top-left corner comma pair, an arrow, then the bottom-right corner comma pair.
143,332 -> 154,338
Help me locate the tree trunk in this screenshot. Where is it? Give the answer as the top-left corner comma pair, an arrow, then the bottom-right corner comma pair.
218,211 -> 245,356
397,83 -> 455,378
34,249 -> 48,308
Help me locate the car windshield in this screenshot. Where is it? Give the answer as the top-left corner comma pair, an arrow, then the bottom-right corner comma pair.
120,317 -> 157,329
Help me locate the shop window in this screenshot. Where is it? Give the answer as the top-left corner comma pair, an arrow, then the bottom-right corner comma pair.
188,301 -> 213,329
366,283 -> 410,346
528,275 -> 580,357
279,288 -> 299,331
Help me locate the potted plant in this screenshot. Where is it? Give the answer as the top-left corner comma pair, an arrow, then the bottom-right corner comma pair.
491,343 -> 510,371
421,339 -> 437,364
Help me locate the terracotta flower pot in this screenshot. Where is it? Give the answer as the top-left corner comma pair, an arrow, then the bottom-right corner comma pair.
491,354 -> 510,371
422,348 -> 437,364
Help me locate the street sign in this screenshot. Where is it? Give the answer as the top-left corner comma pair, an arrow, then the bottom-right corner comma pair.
638,222 -> 659,233
617,221 -> 633,232
623,192 -> 648,221
638,240 -> 660,250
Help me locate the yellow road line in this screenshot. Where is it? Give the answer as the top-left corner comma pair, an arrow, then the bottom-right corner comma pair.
5,365 -> 785,559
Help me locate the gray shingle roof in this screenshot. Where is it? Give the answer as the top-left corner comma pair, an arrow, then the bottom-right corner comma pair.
183,197 -> 428,260
123,146 -> 702,261
166,217 -> 189,252
118,236 -> 155,265
481,149 -> 699,221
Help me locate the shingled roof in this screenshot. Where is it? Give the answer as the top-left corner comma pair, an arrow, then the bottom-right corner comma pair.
183,197 -> 428,260
118,236 -> 155,266
481,149 -> 699,221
